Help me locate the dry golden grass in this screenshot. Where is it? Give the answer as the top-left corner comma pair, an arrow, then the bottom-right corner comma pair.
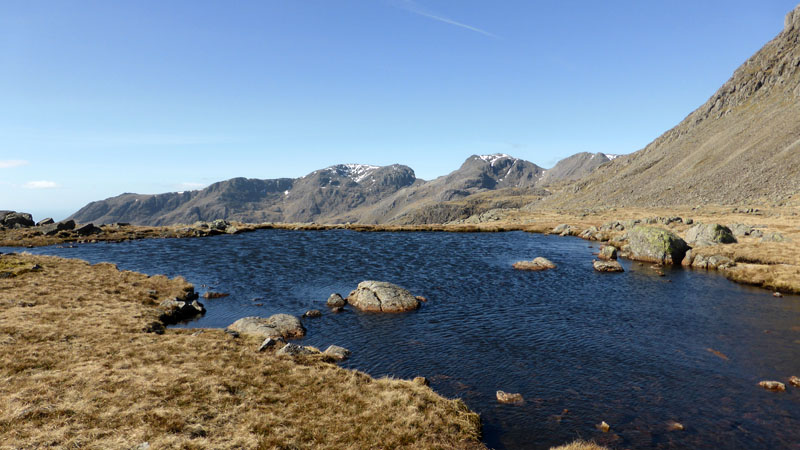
549,441 -> 609,450
0,253 -> 483,449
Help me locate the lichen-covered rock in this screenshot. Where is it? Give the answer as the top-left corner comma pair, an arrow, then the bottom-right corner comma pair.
227,314 -> 306,339
691,254 -> 735,270
685,223 -> 737,247
625,226 -> 690,265
552,224 -> 574,236
512,257 -> 557,271
346,281 -> 420,313
593,260 -> 624,273
761,232 -> 790,243
598,245 -> 618,260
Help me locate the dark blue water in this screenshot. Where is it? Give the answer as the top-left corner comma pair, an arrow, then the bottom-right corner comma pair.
6,230 -> 800,449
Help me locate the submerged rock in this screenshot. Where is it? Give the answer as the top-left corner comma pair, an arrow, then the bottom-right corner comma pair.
227,314 -> 306,339
596,421 -> 611,433
202,291 -> 229,299
789,376 -> 800,387
593,260 -> 624,273
303,309 -> 322,318
625,226 -> 690,265
496,390 -> 524,404
346,281 -> 421,313
512,257 -> 557,271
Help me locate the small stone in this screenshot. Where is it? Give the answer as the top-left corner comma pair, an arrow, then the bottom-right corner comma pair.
303,309 -> 322,318
773,292 -> 784,298
598,245 -> 618,260
202,291 -> 230,299
413,376 -> 429,386
130,443 -> 150,450
143,321 -> 165,335
596,421 -> 610,433
758,380 -> 786,391
225,330 -> 240,338
187,424 -> 207,438
323,345 -> 351,360
496,390 -> 524,404
593,260 -> 624,272
276,343 -> 318,356
191,330 -> 203,337
415,295 -> 428,302
326,293 -> 346,308
258,337 -> 285,352
789,376 -> 800,387
667,421 -> 685,431
331,306 -> 344,313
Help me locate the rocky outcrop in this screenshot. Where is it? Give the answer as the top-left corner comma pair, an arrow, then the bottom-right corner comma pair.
227,314 -> 306,339
593,260 -> 624,273
685,223 -> 737,247
623,226 -> 690,265
40,220 -> 76,236
346,281 -> 421,313
0,211 -> 35,229
512,257 -> 556,271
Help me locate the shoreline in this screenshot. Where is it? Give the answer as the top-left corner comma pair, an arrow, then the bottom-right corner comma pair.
3,205 -> 798,295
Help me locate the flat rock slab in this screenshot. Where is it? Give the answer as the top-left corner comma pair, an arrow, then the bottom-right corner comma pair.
227,314 -> 306,340
512,257 -> 556,271
347,281 -> 420,313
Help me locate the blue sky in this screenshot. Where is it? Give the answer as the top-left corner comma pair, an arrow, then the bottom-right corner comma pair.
2,0 -> 798,220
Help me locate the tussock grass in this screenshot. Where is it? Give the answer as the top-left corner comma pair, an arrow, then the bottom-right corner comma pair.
0,253 -> 483,449
550,441 -> 609,450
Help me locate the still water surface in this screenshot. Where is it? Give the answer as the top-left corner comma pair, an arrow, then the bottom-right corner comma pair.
8,230 -> 800,449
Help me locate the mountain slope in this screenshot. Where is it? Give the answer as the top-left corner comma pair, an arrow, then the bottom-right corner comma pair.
539,5 -> 800,209
538,152 -> 614,186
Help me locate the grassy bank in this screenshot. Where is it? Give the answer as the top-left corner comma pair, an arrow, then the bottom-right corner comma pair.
0,253 -> 484,449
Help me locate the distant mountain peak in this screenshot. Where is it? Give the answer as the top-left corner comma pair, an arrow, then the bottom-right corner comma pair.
325,164 -> 381,183
474,153 -> 518,166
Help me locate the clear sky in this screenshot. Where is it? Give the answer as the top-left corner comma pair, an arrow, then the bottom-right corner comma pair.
2,0 -> 798,221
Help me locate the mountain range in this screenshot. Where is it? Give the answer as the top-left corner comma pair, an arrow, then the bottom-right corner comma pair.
69,153 -> 614,225
70,4 -> 800,225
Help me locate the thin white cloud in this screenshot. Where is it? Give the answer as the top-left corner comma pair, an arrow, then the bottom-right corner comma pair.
23,180 -> 58,189
0,160 -> 29,169
394,0 -> 498,38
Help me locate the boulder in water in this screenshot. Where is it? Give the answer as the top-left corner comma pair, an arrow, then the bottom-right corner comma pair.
346,281 -> 421,313
227,314 -> 306,339
512,257 -> 556,271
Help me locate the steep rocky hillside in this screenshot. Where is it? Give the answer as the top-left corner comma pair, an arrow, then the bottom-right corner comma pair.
539,5 -> 800,209
538,152 -> 616,185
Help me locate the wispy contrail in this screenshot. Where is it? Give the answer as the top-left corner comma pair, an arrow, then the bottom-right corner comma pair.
394,0 -> 499,39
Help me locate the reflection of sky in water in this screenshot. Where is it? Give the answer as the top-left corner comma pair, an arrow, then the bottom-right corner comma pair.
7,230 -> 800,449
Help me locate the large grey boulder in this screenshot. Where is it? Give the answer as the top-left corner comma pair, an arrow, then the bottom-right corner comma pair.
346,281 -> 421,313
227,314 -> 306,339
40,220 -> 76,236
685,223 -> 737,247
625,226 -> 690,265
